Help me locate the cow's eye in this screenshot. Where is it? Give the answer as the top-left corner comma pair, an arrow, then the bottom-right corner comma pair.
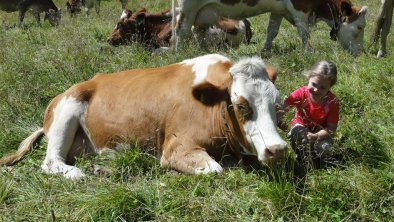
235,98 -> 253,122
357,26 -> 363,31
117,23 -> 124,31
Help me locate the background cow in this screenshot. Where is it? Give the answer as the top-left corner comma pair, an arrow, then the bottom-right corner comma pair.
174,0 -> 368,55
371,0 -> 393,57
0,0 -> 61,27
0,54 -> 287,179
107,8 -> 252,52
66,0 -> 128,17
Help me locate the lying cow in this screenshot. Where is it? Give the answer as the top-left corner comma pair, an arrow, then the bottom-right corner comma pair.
0,54 -> 287,179
0,0 -> 61,27
371,0 -> 393,57
175,0 -> 368,55
107,8 -> 252,51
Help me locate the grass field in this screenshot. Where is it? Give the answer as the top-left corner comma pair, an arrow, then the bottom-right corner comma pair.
0,0 -> 393,221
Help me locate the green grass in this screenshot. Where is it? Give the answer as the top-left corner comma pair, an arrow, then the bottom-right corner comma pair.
0,0 -> 393,221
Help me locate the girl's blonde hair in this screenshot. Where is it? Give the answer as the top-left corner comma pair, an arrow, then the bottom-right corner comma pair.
304,60 -> 337,86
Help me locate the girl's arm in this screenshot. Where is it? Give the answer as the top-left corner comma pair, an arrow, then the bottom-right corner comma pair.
276,103 -> 291,131
307,123 -> 337,141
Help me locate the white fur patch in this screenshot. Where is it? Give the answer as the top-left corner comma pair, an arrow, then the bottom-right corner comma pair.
120,9 -> 128,19
194,160 -> 223,174
43,96 -> 88,179
180,54 -> 230,85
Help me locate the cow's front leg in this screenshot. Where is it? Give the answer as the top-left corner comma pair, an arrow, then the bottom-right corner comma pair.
161,147 -> 223,174
174,12 -> 197,51
33,12 -> 41,27
94,0 -> 100,16
17,7 -> 28,27
295,21 -> 312,52
161,136 -> 223,174
377,8 -> 393,57
263,13 -> 283,51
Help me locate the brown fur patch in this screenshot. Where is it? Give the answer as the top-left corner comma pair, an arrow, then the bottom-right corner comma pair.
234,96 -> 253,123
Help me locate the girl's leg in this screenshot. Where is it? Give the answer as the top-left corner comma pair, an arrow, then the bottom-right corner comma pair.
287,124 -> 308,162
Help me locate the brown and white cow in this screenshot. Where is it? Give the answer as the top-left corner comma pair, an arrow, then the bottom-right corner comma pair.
0,54 -> 287,179
0,0 -> 61,27
107,8 -> 252,51
174,0 -> 368,55
371,0 -> 393,57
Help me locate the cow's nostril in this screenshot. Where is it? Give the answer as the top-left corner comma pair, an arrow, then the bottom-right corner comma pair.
265,144 -> 288,162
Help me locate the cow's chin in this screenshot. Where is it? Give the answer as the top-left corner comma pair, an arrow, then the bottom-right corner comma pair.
107,38 -> 124,46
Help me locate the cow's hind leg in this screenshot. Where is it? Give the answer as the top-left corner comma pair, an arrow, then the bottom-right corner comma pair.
263,13 -> 283,51
160,135 -> 223,174
377,2 -> 393,57
41,97 -> 88,179
94,0 -> 100,16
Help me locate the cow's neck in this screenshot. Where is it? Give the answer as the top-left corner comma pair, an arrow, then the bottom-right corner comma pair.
310,0 -> 343,41
220,98 -> 253,163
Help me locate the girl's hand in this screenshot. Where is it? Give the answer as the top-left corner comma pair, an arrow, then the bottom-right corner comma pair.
306,132 -> 318,142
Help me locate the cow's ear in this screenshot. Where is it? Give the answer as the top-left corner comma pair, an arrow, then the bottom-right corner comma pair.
340,1 -> 353,16
265,65 -> 277,84
136,13 -> 146,29
192,82 -> 226,106
124,9 -> 132,18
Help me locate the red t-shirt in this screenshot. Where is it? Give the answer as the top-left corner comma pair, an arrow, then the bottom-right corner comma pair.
285,86 -> 340,131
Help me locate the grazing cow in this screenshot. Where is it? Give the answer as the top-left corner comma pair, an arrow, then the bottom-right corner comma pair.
107,8 -> 252,51
65,0 -> 99,17
0,54 -> 288,179
371,0 -> 393,57
66,0 -> 127,17
65,0 -> 83,16
0,0 -> 61,27
175,0 -> 368,55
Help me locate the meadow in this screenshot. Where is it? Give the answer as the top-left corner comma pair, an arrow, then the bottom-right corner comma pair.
0,0 -> 393,221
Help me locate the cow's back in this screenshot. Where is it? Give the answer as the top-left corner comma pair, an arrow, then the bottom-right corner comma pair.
0,0 -> 21,12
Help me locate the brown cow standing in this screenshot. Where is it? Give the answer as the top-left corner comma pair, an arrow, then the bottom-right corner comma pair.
371,0 -> 393,57
0,54 -> 287,179
107,8 -> 252,52
0,0 -> 61,27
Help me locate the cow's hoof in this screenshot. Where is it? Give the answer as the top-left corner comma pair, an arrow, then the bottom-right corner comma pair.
261,49 -> 272,59
63,166 -> 86,179
377,50 -> 386,58
194,160 -> 223,174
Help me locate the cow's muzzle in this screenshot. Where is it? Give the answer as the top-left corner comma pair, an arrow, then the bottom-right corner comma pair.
264,144 -> 288,164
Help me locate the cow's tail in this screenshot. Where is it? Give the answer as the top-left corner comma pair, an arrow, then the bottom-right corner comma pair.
0,128 -> 45,166
242,19 -> 253,44
170,0 -> 177,52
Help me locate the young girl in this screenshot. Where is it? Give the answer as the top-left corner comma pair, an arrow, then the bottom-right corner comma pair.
277,60 -> 340,164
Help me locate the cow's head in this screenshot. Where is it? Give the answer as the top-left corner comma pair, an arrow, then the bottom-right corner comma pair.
228,57 -> 287,164
335,2 -> 368,55
107,8 -> 147,46
44,8 -> 61,26
66,0 -> 82,16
